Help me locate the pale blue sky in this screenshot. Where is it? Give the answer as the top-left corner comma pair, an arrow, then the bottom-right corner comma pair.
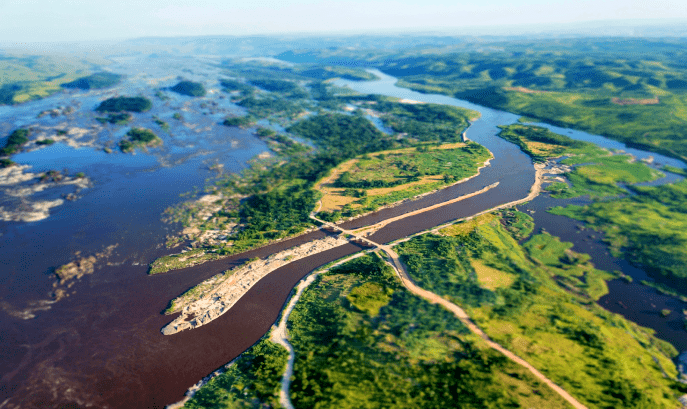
1,0 -> 686,42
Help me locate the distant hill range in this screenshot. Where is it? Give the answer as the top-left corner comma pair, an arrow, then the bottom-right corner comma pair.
61,72 -> 122,90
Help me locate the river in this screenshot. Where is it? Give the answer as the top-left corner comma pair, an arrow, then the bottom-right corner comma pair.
1,66 -> 684,408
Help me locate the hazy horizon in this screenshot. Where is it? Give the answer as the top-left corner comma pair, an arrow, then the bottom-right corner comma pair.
2,0 -> 687,43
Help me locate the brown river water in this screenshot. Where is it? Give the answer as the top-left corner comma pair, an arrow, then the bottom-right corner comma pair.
1,67 -> 685,408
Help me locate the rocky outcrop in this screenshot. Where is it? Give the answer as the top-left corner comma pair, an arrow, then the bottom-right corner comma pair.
161,235 -> 349,335
677,351 -> 687,383
0,164 -> 91,222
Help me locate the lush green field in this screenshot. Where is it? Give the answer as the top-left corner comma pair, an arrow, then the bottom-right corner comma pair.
397,214 -> 685,408
307,97 -> 486,219
334,142 -> 489,189
185,253 -> 574,408
497,123 -> 595,163
315,141 -> 490,221
287,254 -> 571,409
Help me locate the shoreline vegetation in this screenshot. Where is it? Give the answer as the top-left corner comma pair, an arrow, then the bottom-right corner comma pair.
118,128 -> 162,153
497,123 -> 687,294
314,142 -> 492,221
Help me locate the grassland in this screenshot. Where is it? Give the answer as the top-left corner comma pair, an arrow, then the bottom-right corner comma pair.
397,214 -> 685,408
315,142 -> 491,218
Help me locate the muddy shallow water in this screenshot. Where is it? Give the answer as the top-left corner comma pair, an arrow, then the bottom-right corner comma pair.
1,65 -> 685,408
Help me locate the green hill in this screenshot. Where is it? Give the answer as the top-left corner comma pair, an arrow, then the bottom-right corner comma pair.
61,72 -> 122,90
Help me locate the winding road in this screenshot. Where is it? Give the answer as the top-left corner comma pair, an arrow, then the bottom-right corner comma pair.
265,168 -> 588,409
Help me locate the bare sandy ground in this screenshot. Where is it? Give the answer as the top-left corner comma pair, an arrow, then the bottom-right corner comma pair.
161,235 -> 350,335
